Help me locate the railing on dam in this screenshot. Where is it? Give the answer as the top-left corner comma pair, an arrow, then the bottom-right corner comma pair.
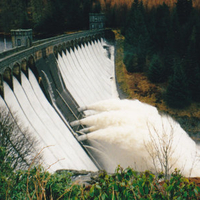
0,29 -> 114,73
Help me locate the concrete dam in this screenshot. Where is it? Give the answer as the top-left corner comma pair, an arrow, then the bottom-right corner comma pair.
0,29 -> 117,172
1,29 -> 199,177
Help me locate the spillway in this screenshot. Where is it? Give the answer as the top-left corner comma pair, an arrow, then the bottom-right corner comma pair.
0,37 -> 116,172
1,34 -> 200,177
1,69 -> 98,171
75,99 -> 200,177
57,39 -> 117,113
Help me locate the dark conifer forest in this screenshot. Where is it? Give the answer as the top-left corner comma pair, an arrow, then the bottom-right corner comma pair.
0,0 -> 200,108
123,0 -> 200,109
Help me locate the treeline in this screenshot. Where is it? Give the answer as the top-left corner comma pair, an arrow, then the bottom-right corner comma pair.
123,0 -> 200,109
1,165 -> 200,199
1,0 -> 200,109
0,0 -> 102,36
0,0 -> 170,36
0,0 -> 129,36
1,0 -> 200,36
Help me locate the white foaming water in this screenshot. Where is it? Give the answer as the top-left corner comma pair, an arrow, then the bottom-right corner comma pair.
2,69 -> 98,172
56,39 -> 116,116
77,99 -> 200,177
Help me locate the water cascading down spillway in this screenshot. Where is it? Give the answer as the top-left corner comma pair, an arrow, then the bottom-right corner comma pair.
0,68 -> 98,172
2,34 -> 199,177
0,36 -> 116,172
71,98 -> 200,177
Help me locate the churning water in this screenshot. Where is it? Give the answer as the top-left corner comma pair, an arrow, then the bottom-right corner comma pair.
72,98 -> 200,177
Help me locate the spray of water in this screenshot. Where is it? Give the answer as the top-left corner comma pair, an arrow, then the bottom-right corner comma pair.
73,99 -> 200,177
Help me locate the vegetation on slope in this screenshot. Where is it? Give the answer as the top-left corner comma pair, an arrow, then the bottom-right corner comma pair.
115,30 -> 200,139
115,0 -> 200,138
1,0 -> 200,37
115,28 -> 200,114
1,163 -> 200,199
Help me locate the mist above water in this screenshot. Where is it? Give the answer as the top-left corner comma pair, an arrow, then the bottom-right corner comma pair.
75,99 -> 200,177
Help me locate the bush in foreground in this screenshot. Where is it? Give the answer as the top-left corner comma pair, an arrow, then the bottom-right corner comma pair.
2,165 -> 200,199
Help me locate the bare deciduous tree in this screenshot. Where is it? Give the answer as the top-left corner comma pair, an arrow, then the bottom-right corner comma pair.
0,106 -> 41,170
144,115 -> 200,179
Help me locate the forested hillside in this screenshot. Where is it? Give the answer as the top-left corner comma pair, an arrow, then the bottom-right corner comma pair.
0,0 -> 200,36
111,1 -> 200,142
123,0 -> 200,109
0,0 -> 99,36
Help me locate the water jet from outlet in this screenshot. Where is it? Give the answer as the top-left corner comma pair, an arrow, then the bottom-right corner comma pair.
75,99 -> 200,177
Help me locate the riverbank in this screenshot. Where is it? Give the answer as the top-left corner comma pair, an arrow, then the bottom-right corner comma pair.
114,30 -> 200,140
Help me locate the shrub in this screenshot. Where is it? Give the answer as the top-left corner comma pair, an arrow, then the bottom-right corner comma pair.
123,52 -> 139,73
165,61 -> 191,109
148,54 -> 166,83
0,146 -> 13,200
2,165 -> 200,199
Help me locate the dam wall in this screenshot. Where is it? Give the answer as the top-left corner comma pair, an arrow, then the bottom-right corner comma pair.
0,29 -> 116,171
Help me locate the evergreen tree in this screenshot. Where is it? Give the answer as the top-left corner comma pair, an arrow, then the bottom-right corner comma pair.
0,147 -> 13,200
116,3 -> 128,29
162,54 -> 174,79
148,54 -> 166,83
154,3 -> 171,53
176,0 -> 193,25
43,0 -> 65,34
65,0 -> 83,30
170,9 -> 182,56
124,0 -> 149,72
146,7 -> 157,55
82,0 -> 93,29
0,0 -> 29,32
30,0 -> 45,27
0,0 -> 14,33
187,26 -> 198,64
185,26 -> 200,102
165,61 -> 191,109
92,1 -> 102,13
123,51 -> 138,73
187,65 -> 200,102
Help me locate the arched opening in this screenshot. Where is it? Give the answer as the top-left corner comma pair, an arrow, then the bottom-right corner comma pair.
81,38 -> 84,46
0,74 -> 4,98
66,40 -> 74,52
96,34 -> 101,40
66,42 -> 71,52
77,38 -> 82,48
74,39 -> 78,50
70,40 -> 74,46
28,55 -> 39,82
81,37 -> 87,47
21,59 -> 28,78
70,40 -> 74,51
58,44 -> 62,56
3,67 -> 13,90
13,63 -> 21,84
62,43 -> 66,54
85,36 -> 89,45
87,36 -> 92,45
53,46 -> 58,58
91,35 -> 96,43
